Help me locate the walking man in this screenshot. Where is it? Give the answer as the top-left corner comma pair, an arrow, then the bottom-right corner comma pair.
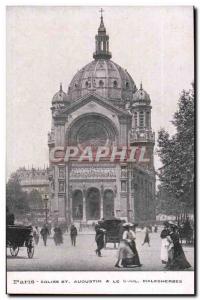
95,223 -> 105,257
40,224 -> 49,246
70,224 -> 78,246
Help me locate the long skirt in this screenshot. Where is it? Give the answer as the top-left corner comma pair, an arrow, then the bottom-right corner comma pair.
120,241 -> 141,267
54,233 -> 63,245
167,243 -> 191,270
160,238 -> 170,264
117,241 -> 134,260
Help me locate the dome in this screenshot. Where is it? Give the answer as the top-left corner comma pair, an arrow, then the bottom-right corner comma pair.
52,83 -> 69,104
132,83 -> 151,105
68,59 -> 137,104
66,14 -> 137,106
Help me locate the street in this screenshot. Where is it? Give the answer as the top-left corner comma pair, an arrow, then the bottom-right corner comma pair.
7,231 -> 194,271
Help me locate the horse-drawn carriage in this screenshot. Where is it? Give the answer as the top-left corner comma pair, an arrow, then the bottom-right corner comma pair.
100,218 -> 124,248
6,225 -> 34,258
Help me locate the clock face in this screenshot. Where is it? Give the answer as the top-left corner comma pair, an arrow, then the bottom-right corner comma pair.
77,121 -> 108,149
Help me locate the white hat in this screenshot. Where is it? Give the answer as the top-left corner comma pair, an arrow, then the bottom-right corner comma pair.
123,222 -> 133,227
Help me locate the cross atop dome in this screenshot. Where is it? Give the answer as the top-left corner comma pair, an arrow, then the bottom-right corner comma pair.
98,8 -> 106,32
100,8 -> 104,17
93,9 -> 112,60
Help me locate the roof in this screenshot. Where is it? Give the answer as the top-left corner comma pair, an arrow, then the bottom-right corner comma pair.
67,59 -> 137,104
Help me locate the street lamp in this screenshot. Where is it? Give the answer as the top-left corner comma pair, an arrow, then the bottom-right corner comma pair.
43,194 -> 49,225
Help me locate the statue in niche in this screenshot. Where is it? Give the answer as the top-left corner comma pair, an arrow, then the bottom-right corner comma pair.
121,181 -> 127,192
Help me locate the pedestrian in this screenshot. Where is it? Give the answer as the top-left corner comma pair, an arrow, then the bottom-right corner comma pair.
33,226 -> 40,245
53,225 -> 63,245
142,226 -> 150,246
70,224 -> 78,246
95,223 -> 106,257
160,221 -> 173,266
166,223 -> 191,270
115,223 -> 142,268
40,224 -> 50,246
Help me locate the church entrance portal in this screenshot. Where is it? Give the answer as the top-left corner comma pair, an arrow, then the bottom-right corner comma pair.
72,190 -> 83,220
86,187 -> 100,220
103,189 -> 114,219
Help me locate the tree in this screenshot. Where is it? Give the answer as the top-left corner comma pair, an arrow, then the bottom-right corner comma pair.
157,84 -> 194,215
6,172 -> 30,216
156,185 -> 182,217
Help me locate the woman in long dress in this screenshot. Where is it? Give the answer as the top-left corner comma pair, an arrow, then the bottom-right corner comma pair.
160,226 -> 173,266
115,223 -> 141,268
53,226 -> 63,245
167,224 -> 191,270
33,226 -> 40,245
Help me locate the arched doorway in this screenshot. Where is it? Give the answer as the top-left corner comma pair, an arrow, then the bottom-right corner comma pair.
86,187 -> 100,220
103,189 -> 114,219
72,190 -> 83,220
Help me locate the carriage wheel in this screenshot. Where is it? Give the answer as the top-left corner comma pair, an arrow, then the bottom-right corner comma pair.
10,246 -> 19,257
27,246 -> 34,258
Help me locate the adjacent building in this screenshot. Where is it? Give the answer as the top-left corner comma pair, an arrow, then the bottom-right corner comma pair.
16,167 -> 49,196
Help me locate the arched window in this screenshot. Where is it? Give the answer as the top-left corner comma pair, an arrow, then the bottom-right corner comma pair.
85,81 -> 89,88
74,83 -> 78,88
126,82 -> 129,89
113,80 -> 118,88
139,111 -> 144,128
99,80 -> 104,87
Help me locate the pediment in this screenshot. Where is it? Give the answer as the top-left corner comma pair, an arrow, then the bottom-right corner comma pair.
55,92 -> 131,118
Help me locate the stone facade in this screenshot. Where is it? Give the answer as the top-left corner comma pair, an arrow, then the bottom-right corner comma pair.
48,14 -> 156,224
16,167 -> 49,196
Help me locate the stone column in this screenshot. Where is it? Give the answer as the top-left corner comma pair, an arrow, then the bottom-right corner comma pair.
82,185 -> 86,222
69,185 -> 73,224
100,185 -> 104,219
113,185 -> 117,217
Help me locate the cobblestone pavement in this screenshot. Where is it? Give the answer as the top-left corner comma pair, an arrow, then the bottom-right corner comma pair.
7,231 -> 194,271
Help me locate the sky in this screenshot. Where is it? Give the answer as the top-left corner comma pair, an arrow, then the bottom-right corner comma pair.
6,6 -> 194,177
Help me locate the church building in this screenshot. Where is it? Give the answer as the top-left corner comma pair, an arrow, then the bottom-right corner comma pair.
48,12 -> 156,224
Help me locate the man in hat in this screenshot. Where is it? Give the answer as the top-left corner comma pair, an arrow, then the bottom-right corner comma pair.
95,223 -> 106,257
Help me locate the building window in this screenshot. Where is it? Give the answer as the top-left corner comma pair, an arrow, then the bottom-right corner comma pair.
85,81 -> 89,88
99,80 -> 104,87
146,111 -> 150,127
134,112 -> 137,127
113,80 -> 118,88
139,111 -> 144,128
121,166 -> 127,177
126,82 -> 129,89
59,181 -> 65,192
74,83 -> 78,88
59,167 -> 65,178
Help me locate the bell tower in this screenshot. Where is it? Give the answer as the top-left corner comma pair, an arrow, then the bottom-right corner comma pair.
130,83 -> 155,169
93,9 -> 112,60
